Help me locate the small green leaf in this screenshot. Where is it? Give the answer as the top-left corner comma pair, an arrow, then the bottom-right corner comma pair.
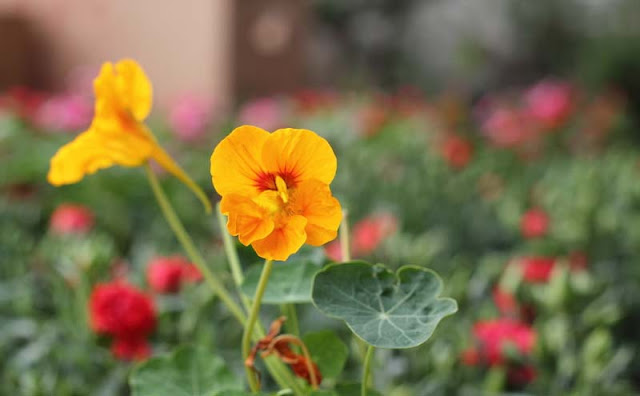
312,261 -> 457,349
303,331 -> 349,380
334,383 -> 382,396
129,345 -> 243,396
241,259 -> 319,304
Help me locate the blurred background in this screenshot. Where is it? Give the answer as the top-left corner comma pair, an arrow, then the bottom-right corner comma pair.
2,0 -> 640,395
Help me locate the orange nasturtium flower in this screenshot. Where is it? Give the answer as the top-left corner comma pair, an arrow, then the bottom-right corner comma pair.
210,126 -> 342,261
47,59 -> 210,211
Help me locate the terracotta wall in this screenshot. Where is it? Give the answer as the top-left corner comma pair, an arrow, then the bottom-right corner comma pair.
0,0 -> 232,108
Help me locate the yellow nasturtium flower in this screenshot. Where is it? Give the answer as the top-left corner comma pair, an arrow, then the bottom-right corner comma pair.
47,59 -> 210,211
210,126 -> 342,261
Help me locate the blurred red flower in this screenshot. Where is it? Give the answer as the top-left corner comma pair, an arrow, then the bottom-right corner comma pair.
520,208 -> 549,239
292,89 -> 338,115
89,281 -> 156,360
463,318 -> 536,366
492,287 -> 520,317
356,103 -> 390,138
111,336 -> 152,361
324,213 -> 398,261
508,365 -> 537,385
568,251 -> 588,271
519,257 -> 556,283
146,255 -> 202,294
524,80 -> 573,130
1,86 -> 45,121
441,135 -> 473,169
352,213 -> 398,256
492,286 -> 536,323
49,203 -> 95,235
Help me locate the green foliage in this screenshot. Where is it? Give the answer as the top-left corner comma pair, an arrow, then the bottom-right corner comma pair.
302,331 -> 349,380
129,346 -> 243,396
312,261 -> 457,348
241,259 -> 319,304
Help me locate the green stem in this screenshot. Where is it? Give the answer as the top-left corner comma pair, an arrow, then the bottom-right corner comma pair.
242,259 -> 275,392
283,304 -> 300,338
361,345 -> 375,396
144,164 -> 247,325
216,206 -> 304,395
216,202 -> 252,308
340,209 -> 351,262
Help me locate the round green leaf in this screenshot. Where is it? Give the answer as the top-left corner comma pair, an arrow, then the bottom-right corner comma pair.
241,259 -> 319,304
129,345 -> 243,396
303,330 -> 349,380
312,261 -> 457,349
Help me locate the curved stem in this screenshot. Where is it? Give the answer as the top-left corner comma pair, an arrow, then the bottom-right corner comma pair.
361,345 -> 375,396
340,209 -> 351,262
242,259 -> 275,392
297,339 -> 319,389
145,164 -> 246,324
146,126 -> 211,213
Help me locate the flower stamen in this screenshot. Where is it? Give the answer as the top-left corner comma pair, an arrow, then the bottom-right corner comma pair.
275,175 -> 289,203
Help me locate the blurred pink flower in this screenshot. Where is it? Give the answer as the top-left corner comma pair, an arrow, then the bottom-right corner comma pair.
49,203 -> 94,235
324,240 -> 343,262
524,80 -> 573,129
146,255 -> 202,294
238,97 -> 285,131
481,106 -> 537,148
168,94 -> 214,142
520,208 -> 549,239
35,93 -> 92,132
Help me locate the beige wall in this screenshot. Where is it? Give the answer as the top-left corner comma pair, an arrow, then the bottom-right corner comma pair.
0,0 -> 232,108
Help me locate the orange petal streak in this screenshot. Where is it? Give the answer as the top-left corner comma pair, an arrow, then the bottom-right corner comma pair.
261,128 -> 337,187
210,125 -> 270,197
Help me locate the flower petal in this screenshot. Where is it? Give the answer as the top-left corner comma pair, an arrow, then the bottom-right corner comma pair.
47,124 -> 153,186
252,215 -> 308,261
94,59 -> 152,122
261,128 -> 337,186
220,194 -> 274,245
291,179 -> 342,246
210,125 -> 270,196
